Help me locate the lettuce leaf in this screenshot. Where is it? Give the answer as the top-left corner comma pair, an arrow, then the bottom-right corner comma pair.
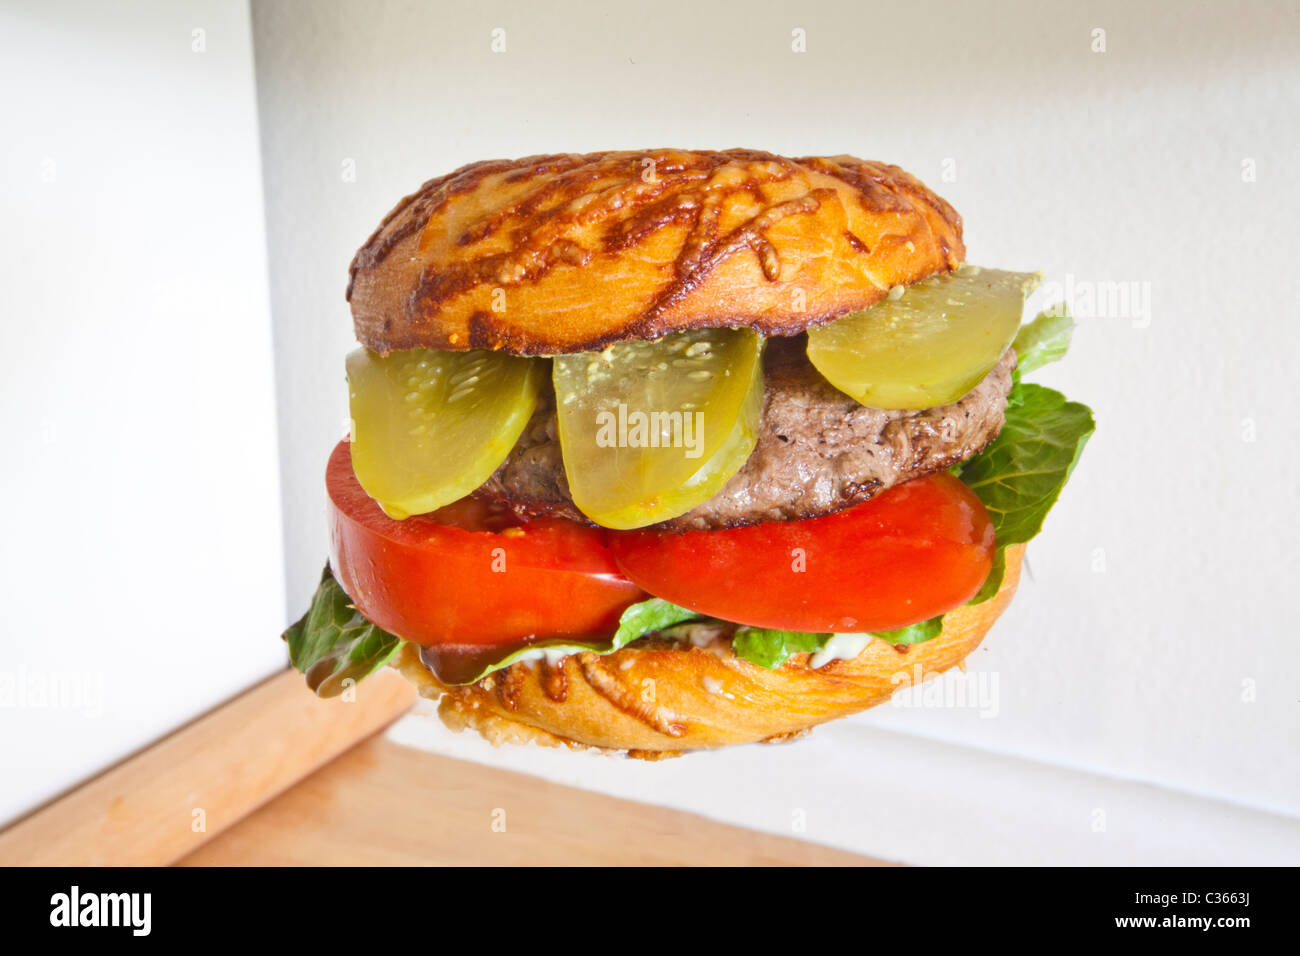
1012,310 -> 1075,377
731,627 -> 830,669
873,615 -> 945,645
962,383 -> 1094,547
610,598 -> 703,648
960,309 -> 1094,603
727,614 -> 946,669
968,547 -> 1008,605
283,566 -> 402,698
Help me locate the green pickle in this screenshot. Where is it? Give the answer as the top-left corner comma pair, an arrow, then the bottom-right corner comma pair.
346,347 -> 544,519
553,328 -> 763,529
806,266 -> 1040,410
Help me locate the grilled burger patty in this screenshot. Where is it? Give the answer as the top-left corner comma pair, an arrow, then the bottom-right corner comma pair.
481,336 -> 1016,532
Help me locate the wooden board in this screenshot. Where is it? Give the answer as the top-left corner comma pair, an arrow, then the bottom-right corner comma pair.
0,668 -> 416,866
180,736 -> 889,866
0,662 -> 888,866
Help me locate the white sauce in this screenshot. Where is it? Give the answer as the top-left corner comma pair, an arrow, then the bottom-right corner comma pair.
809,634 -> 874,669
702,676 -> 734,699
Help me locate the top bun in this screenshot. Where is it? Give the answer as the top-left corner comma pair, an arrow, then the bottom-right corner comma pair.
348,150 -> 964,356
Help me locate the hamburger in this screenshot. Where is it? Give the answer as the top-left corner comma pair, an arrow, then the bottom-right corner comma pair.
285,149 -> 1094,757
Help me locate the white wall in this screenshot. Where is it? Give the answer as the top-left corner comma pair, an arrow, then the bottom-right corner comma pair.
250,0 -> 1300,863
0,1 -> 285,823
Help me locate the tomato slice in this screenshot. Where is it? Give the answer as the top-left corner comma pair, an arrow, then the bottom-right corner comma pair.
326,441 -> 646,681
608,473 -> 995,633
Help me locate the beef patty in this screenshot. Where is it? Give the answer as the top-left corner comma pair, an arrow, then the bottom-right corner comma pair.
480,336 -> 1016,531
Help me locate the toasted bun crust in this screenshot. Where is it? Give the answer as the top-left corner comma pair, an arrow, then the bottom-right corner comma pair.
348,150 -> 964,356
392,546 -> 1022,756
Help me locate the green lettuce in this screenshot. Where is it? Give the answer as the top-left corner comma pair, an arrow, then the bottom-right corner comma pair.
731,627 -> 830,669
962,383 -> 1094,545
609,598 -> 702,648
874,615 -> 945,645
283,567 -> 402,698
961,310 -> 1094,603
968,547 -> 1008,605
1012,309 -> 1075,377
724,615 -> 946,669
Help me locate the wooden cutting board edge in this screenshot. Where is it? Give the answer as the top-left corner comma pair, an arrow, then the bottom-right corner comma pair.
0,667 -> 416,866
179,734 -> 891,866
0,666 -> 889,866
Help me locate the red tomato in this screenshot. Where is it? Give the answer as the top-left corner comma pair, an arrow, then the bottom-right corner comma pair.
326,441 -> 646,673
608,473 -> 995,633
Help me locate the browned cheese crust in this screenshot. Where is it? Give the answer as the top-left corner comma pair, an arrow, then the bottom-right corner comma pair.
348,150 -> 964,356
391,546 -> 1022,757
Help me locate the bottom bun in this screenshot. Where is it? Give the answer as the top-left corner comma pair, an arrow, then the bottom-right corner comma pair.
392,545 -> 1023,757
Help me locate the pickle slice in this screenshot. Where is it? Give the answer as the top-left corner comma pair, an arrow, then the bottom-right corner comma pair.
346,348 -> 544,519
806,267 -> 1040,410
553,329 -> 763,529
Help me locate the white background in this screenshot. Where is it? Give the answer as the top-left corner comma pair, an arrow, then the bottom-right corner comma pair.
0,1 -> 285,824
3,0 -> 1298,863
